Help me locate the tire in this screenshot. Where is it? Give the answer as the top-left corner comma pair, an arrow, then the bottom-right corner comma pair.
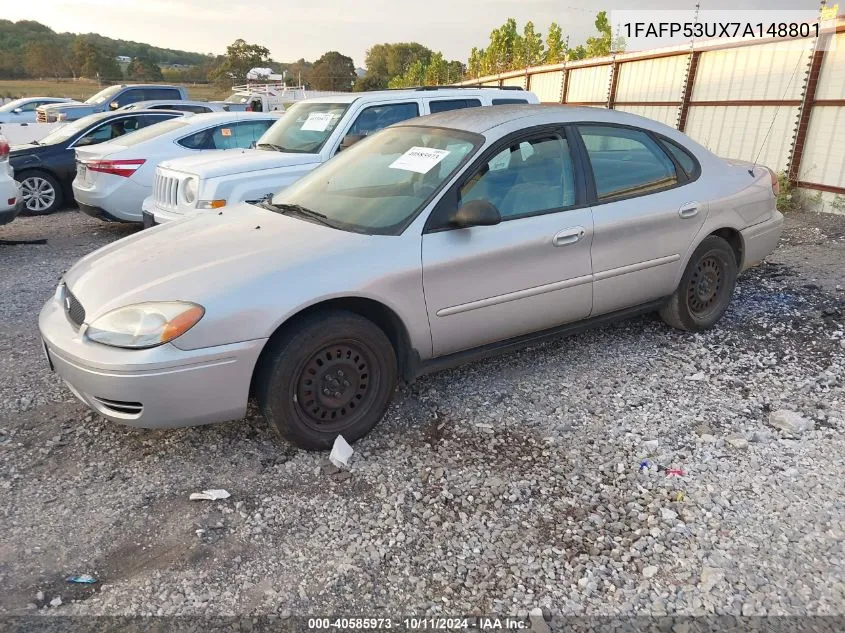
18,170 -> 63,215
256,310 -> 398,450
659,235 -> 738,331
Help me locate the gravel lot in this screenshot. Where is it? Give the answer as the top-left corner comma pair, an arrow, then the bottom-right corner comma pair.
1,209 -> 843,620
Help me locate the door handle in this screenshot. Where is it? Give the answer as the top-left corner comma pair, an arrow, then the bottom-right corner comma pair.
553,226 -> 586,247
679,202 -> 699,219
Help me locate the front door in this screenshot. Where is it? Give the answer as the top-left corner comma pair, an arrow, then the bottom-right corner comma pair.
421,129 -> 594,357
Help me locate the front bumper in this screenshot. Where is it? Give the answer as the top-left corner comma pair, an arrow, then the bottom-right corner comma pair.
39,293 -> 267,428
740,211 -> 785,270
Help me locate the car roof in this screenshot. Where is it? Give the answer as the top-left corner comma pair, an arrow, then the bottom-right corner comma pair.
301,87 -> 532,105
162,111 -> 277,126
399,104 -> 679,135
131,100 -> 213,107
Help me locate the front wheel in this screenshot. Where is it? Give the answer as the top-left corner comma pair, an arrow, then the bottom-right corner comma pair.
659,235 -> 738,331
18,171 -> 63,215
255,311 -> 398,450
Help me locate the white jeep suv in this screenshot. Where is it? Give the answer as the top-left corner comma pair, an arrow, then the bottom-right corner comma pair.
144,87 -> 538,226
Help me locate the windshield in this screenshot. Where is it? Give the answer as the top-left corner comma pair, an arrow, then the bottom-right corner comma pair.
267,125 -> 480,235
0,99 -> 33,113
256,101 -> 349,154
37,113 -> 109,145
85,85 -> 122,105
225,92 -> 249,104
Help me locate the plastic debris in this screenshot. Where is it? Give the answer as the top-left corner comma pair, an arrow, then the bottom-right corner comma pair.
65,574 -> 97,584
673,491 -> 686,502
189,489 -> 231,501
665,468 -> 686,477
639,460 -> 651,471
329,435 -> 354,468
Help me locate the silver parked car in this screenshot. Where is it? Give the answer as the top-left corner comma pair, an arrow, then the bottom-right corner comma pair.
39,106 -> 784,449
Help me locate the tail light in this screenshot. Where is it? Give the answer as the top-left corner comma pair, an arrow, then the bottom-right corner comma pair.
0,138 -> 9,161
86,159 -> 146,178
766,167 -> 779,197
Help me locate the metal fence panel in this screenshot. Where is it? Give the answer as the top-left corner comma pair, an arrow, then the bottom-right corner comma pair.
528,71 -> 564,103
692,42 -> 808,101
567,65 -> 612,103
616,55 -> 688,103
798,105 -> 845,185
685,105 -> 800,171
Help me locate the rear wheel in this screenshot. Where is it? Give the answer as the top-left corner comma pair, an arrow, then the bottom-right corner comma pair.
18,171 -> 63,215
659,235 -> 738,331
256,311 -> 397,450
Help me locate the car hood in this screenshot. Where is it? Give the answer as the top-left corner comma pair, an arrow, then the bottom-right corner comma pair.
10,143 -> 55,157
159,148 -> 321,178
39,102 -> 89,112
63,203 -> 370,322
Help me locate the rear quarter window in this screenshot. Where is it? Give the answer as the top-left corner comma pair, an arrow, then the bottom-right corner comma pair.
492,98 -> 529,105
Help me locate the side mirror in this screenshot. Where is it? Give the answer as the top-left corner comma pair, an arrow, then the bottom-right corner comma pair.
109,101 -> 120,110
450,199 -> 501,229
339,134 -> 365,151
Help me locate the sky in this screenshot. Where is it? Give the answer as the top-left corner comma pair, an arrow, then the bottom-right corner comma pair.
5,0 -> 824,67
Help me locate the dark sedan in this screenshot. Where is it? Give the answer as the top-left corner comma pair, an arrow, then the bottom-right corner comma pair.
11,109 -> 187,215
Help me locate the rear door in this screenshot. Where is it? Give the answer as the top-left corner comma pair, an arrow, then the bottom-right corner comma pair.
574,124 -> 708,315
421,127 -> 593,356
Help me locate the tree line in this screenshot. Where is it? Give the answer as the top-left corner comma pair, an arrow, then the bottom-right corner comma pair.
0,13 -> 618,91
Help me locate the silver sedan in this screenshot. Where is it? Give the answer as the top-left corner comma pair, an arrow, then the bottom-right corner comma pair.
39,105 -> 784,449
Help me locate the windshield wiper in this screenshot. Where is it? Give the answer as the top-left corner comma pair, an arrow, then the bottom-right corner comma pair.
256,142 -> 285,151
255,200 -> 342,229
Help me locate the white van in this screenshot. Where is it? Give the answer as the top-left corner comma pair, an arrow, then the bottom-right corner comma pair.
144,87 -> 539,226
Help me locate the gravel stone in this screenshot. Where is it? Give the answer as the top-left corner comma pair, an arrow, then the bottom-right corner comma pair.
768,410 -> 816,434
0,209 -> 844,617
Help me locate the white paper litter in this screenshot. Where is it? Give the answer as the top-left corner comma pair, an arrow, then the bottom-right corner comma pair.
300,112 -> 334,132
189,489 -> 231,501
329,435 -> 354,468
389,147 -> 450,174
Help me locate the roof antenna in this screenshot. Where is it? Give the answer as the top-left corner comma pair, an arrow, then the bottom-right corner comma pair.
751,0 -> 825,176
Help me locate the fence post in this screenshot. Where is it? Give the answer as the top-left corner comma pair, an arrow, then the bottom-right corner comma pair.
607,59 -> 619,109
787,35 -> 828,184
560,65 -> 570,104
677,51 -> 701,132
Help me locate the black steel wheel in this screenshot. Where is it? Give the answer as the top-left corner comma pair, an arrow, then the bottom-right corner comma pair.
256,310 -> 397,449
659,235 -> 738,331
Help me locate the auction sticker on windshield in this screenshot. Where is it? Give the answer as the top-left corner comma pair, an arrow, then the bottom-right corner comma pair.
389,147 -> 450,174
301,112 -> 335,132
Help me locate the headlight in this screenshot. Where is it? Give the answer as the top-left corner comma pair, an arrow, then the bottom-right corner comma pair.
183,177 -> 198,204
86,302 -> 205,349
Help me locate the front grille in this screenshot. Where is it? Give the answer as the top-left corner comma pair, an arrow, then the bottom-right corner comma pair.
91,396 -> 143,417
153,171 -> 179,209
65,290 -> 85,329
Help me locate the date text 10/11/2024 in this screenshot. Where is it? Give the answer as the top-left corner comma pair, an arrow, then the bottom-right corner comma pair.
307,617 -> 534,630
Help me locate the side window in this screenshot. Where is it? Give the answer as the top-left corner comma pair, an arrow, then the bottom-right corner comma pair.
347,102 -> 420,137
21,101 -> 40,112
75,116 -> 143,145
147,88 -> 181,100
113,89 -> 145,108
428,99 -> 482,114
460,135 -> 576,220
178,121 -> 273,150
658,138 -> 698,178
492,98 -> 529,105
577,125 -> 678,201
140,114 -> 176,128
